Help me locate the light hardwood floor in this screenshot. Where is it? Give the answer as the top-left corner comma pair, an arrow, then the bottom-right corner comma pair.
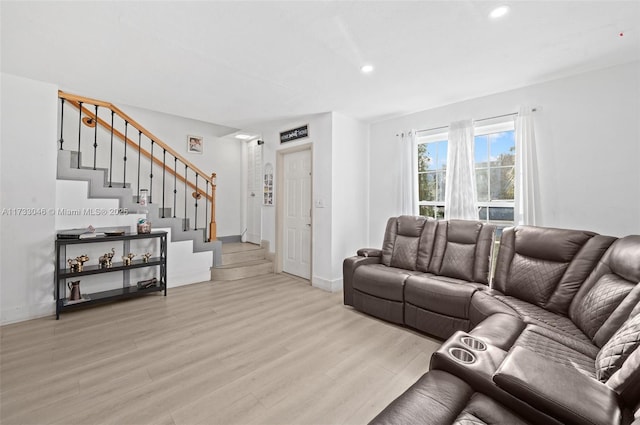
0,274 -> 441,425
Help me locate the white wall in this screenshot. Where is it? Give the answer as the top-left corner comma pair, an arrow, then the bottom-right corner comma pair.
331,112 -> 370,287
257,113 -> 333,288
369,61 -> 640,246
1,73 -> 59,324
255,111 -> 369,291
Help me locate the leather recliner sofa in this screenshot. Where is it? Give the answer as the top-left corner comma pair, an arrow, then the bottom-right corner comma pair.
343,217 -> 640,425
343,216 -> 495,338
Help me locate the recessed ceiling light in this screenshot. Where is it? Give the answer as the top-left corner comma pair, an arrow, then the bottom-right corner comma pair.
235,134 -> 252,140
489,5 -> 510,19
361,64 -> 374,74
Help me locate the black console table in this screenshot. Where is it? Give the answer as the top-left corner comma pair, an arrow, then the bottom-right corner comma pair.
55,231 -> 167,319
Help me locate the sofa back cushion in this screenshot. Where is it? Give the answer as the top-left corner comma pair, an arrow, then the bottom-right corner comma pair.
596,312 -> 640,383
570,236 -> 640,346
381,216 -> 427,270
427,220 -> 495,284
606,303 -> 640,411
416,219 -> 438,272
493,226 -> 604,312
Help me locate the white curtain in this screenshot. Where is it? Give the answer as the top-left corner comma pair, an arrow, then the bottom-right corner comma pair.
515,107 -> 539,225
400,131 -> 417,215
445,120 -> 478,220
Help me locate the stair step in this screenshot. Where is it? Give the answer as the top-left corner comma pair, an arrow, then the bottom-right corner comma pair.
211,259 -> 273,281
220,242 -> 265,265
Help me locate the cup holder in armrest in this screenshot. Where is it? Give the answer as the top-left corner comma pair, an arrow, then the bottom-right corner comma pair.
449,347 -> 476,364
461,336 -> 487,351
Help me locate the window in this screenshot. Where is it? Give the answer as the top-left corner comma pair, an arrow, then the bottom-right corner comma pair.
417,133 -> 447,219
415,120 -> 515,226
474,121 -> 515,227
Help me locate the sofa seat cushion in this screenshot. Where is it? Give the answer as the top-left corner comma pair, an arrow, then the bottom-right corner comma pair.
513,326 -> 597,378
370,370 -> 535,425
452,393 -> 534,425
369,370 -> 474,425
353,264 -> 423,302
405,275 -> 480,319
494,295 -> 592,346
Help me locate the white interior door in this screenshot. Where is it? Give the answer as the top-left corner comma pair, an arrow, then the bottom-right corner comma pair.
246,140 -> 262,245
283,149 -> 311,279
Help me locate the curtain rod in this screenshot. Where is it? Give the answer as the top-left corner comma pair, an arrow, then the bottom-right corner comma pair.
408,108 -> 537,136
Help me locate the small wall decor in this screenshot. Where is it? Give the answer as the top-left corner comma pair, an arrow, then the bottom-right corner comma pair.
187,135 -> 204,154
263,163 -> 274,206
280,124 -> 308,144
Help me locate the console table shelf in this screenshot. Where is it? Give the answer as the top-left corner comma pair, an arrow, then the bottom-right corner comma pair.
55,230 -> 167,319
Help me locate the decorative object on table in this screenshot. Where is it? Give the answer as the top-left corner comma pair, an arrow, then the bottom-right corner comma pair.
187,135 -> 203,154
137,218 -> 151,234
104,230 -> 125,236
68,280 -> 82,301
68,255 -> 89,272
122,253 -> 136,266
67,258 -> 80,272
137,277 -> 158,289
99,248 -> 116,268
141,252 -> 152,263
139,188 -> 149,207
75,255 -> 90,271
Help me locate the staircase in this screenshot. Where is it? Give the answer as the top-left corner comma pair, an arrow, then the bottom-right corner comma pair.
57,150 -> 222,265
211,243 -> 273,280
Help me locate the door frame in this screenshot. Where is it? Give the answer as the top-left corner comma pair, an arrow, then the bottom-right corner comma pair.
275,144 -> 313,279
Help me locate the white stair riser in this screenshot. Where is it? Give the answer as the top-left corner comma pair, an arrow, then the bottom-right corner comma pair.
211,262 -> 274,281
222,249 -> 266,265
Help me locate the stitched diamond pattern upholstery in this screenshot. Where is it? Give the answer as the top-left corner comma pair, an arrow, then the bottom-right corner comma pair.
506,253 -> 568,307
571,274 -> 633,340
441,242 -> 476,282
596,313 -> 640,382
390,235 -> 420,270
514,328 -> 596,378
494,295 -> 592,345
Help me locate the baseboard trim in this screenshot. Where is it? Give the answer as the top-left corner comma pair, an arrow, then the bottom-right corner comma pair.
312,276 -> 343,293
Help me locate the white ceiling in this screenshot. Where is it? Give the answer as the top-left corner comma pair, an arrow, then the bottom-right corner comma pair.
2,1 -> 639,132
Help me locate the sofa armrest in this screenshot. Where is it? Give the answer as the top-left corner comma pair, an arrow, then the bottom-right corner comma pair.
493,346 -> 622,425
356,248 -> 382,257
343,255 -> 381,306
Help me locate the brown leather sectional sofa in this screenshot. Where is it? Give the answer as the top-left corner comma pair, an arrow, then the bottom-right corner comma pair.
343,216 -> 640,425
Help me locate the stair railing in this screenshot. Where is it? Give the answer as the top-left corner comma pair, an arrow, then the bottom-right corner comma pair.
57,90 -> 217,241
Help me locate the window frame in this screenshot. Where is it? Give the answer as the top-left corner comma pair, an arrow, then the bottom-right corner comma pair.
416,130 -> 448,220
474,119 -> 516,227
414,118 -> 516,225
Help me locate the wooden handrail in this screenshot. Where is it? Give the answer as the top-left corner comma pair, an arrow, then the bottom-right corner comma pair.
59,91 -> 213,187
59,91 -> 217,240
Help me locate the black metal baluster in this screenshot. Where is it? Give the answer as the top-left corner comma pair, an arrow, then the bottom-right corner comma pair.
205,180 -> 209,241
108,110 -> 114,187
184,165 -> 188,231
137,131 -> 142,203
173,158 -> 177,218
149,141 -> 154,204
77,101 -> 83,168
58,98 -> 64,150
93,105 -> 98,170
194,173 -> 199,230
162,149 -> 166,218
123,121 -> 128,188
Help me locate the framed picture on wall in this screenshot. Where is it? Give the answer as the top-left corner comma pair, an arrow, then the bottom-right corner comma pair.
187,135 -> 203,154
